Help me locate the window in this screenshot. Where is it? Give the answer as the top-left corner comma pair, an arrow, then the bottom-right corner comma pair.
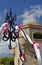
33,33 -> 42,39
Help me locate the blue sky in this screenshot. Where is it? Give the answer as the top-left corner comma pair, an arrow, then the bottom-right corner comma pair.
0,0 -> 42,56
0,0 -> 42,25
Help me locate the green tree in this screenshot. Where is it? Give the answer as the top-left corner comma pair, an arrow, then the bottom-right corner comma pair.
0,56 -> 14,65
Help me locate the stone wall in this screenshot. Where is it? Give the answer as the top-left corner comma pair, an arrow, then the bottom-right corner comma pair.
11,25 -> 42,65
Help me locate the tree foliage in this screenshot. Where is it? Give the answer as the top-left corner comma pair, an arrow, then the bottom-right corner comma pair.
0,56 -> 14,65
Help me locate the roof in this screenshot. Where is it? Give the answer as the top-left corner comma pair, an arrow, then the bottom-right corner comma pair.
23,21 -> 40,26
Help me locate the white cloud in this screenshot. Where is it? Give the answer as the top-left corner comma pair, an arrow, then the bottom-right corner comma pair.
0,39 -> 17,55
2,9 -> 7,23
0,9 -> 7,26
20,5 -> 42,23
4,9 -> 7,15
0,40 -> 10,54
0,15 -> 2,21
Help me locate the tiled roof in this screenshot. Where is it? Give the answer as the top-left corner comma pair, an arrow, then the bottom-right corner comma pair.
23,21 -> 40,26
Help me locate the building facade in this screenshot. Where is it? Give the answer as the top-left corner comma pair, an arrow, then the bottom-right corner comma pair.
11,21 -> 42,65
